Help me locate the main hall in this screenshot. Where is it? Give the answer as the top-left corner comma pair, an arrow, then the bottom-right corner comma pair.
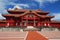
0,7 -> 60,31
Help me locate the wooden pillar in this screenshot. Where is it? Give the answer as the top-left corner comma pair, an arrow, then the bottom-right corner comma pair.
37,19 -> 39,27
39,18 -> 40,27
48,23 -> 50,26
22,18 -> 24,28
6,22 -> 9,27
26,19 -> 27,27
34,17 -> 35,27
26,18 -> 28,27
44,23 -> 46,26
21,17 -> 23,28
38,18 -> 41,28
24,20 -> 26,27
16,22 -> 18,26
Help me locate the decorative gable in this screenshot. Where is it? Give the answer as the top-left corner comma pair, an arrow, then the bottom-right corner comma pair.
23,13 -> 38,18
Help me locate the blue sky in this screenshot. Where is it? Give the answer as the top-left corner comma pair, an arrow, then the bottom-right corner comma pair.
0,0 -> 60,20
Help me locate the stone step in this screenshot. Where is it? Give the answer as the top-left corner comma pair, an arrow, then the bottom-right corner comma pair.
27,26 -> 34,28
23,26 -> 40,31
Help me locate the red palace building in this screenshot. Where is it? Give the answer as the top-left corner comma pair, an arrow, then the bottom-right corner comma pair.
0,9 -> 60,30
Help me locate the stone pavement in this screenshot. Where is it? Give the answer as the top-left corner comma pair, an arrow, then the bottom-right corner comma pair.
0,31 -> 48,40
26,31 -> 48,40
37,31 -> 60,40
0,31 -> 60,40
0,31 -> 28,40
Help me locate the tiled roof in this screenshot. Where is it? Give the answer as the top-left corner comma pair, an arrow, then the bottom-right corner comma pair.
7,9 -> 28,14
2,9 -> 54,18
32,10 -> 49,15
2,10 -> 54,18
0,20 -> 6,22
51,20 -> 60,23
8,9 -> 49,15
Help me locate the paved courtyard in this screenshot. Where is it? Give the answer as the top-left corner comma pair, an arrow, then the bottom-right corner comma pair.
0,31 -> 28,40
37,31 -> 60,40
0,31 -> 60,40
0,26 -> 60,40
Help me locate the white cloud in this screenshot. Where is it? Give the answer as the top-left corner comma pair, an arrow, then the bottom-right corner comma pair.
0,0 -> 30,13
8,5 -> 23,10
52,13 -> 60,20
0,2 -> 6,13
0,0 -> 30,19
35,0 -> 45,6
0,14 -> 6,19
35,0 -> 59,6
9,2 -> 30,8
35,0 -> 58,3
46,0 -> 58,3
8,3 -> 30,10
0,0 -> 10,14
13,5 -> 22,9
0,0 -> 7,19
8,2 -> 30,10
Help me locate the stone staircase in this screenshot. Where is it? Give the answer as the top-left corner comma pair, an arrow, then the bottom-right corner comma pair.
23,26 -> 40,31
